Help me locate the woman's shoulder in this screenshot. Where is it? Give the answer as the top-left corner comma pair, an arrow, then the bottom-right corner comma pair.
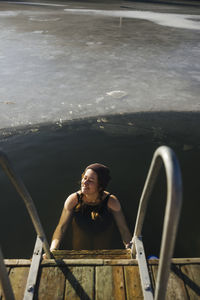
103,190 -> 116,200
64,192 -> 79,210
104,192 -> 121,212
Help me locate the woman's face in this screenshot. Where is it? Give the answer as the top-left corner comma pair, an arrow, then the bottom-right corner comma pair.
81,169 -> 100,195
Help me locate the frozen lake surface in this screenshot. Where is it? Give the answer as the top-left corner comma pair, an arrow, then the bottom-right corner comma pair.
0,0 -> 200,131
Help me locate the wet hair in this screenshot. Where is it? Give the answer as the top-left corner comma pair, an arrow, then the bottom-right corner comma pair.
85,163 -> 111,190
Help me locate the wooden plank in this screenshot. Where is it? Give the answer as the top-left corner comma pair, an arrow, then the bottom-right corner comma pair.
180,264 -> 200,300
153,258 -> 200,264
95,266 -> 126,300
151,264 -> 188,300
112,266 -> 126,300
3,258 -> 138,266
4,260 -> 31,266
2,258 -> 200,300
124,266 -> 143,300
34,266 -> 65,300
102,259 -> 136,266
53,249 -> 131,260
171,258 -> 200,264
64,266 -> 94,300
9,266 -> 30,300
54,249 -> 130,255
4,257 -> 200,267
48,259 -> 137,266
95,266 -> 114,300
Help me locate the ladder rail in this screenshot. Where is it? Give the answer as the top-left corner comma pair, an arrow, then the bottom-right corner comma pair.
132,146 -> 182,300
0,246 -> 15,300
23,236 -> 43,300
0,151 -> 51,258
0,150 -> 51,299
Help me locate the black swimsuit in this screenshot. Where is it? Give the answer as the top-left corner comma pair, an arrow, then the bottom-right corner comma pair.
73,193 -> 113,233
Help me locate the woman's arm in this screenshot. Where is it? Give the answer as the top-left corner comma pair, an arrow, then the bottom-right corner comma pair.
50,193 -> 78,251
108,195 -> 132,248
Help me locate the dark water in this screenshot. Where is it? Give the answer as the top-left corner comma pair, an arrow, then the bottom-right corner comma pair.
0,112 -> 200,258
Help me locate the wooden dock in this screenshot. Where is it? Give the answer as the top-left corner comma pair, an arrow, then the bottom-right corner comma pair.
1,250 -> 200,300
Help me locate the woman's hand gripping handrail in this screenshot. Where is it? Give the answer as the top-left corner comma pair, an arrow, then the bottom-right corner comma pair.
0,151 -> 51,259
131,146 -> 182,300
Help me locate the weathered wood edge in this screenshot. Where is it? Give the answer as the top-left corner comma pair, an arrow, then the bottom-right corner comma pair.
3,259 -> 137,266
4,257 -> 200,266
52,249 -> 131,254
147,258 -> 200,265
45,259 -> 137,266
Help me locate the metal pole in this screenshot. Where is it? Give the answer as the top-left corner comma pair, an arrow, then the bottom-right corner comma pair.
131,154 -> 162,257
0,246 -> 15,300
23,236 -> 43,300
131,146 -> 182,300
154,147 -> 182,300
0,151 -> 51,259
133,156 -> 162,238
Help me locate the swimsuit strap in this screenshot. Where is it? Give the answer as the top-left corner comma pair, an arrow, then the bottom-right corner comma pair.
76,192 -> 82,203
104,193 -> 111,205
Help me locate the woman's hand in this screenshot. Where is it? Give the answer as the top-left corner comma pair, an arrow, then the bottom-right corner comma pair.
125,241 -> 133,249
42,249 -> 57,259
42,252 -> 49,259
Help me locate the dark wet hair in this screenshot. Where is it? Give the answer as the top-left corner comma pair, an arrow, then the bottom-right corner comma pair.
84,163 -> 111,190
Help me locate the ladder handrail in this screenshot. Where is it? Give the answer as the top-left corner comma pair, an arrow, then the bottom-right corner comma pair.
0,246 -> 15,300
132,146 -> 182,300
0,151 -> 51,259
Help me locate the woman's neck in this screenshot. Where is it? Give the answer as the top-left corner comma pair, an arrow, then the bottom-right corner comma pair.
82,192 -> 101,204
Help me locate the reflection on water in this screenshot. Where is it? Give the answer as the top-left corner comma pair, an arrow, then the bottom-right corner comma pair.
0,112 -> 200,258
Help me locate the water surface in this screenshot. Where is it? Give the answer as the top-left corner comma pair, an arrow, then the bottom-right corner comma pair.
0,112 -> 200,258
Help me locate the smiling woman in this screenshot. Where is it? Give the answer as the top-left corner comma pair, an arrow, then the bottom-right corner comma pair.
46,163 -> 132,256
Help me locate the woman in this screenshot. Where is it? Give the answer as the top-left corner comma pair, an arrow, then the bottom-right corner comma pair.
48,163 -> 132,253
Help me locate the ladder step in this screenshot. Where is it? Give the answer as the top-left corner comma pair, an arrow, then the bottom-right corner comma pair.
52,249 -> 132,259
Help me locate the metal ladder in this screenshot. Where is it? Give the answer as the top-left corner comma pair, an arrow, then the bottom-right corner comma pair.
0,150 -> 51,300
131,146 -> 182,300
0,146 -> 182,300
